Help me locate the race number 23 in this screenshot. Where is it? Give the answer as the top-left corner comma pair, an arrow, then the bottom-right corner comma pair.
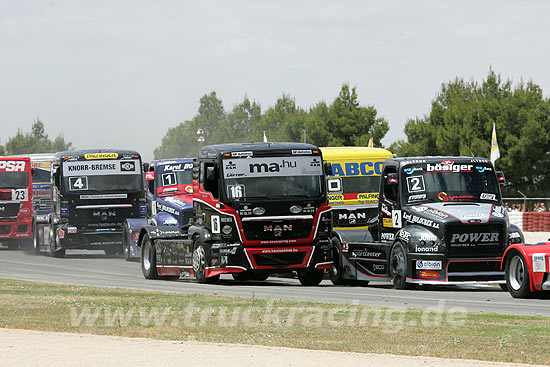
12,189 -> 28,201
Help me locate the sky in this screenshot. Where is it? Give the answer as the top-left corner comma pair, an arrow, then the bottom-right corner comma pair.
1,0 -> 549,162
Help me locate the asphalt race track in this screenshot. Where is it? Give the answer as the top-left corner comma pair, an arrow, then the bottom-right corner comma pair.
0,247 -> 548,317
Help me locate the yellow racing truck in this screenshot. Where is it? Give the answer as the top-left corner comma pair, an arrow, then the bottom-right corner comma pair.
321,146 -> 393,284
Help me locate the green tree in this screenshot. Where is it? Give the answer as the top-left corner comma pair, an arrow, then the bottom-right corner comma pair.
326,84 -> 389,147
391,70 -> 550,196
4,118 -> 72,155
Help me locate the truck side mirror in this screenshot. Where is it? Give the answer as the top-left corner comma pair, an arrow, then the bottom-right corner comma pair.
324,162 -> 333,176
52,165 -> 61,190
31,168 -> 37,177
386,172 -> 399,185
496,171 -> 505,183
206,166 -> 216,181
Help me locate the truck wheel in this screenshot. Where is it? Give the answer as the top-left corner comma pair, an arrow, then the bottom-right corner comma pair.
48,227 -> 65,258
141,234 -> 159,279
297,269 -> 324,286
390,242 -> 410,290
122,222 -> 131,261
505,253 -> 533,298
32,221 -> 41,255
192,242 -> 219,284
329,237 -> 351,285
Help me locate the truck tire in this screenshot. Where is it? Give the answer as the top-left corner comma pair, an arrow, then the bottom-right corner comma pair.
32,221 -> 41,255
192,241 -> 219,284
48,227 -> 66,258
329,237 -> 351,285
390,242 -> 411,290
297,268 -> 324,286
141,234 -> 159,279
505,252 -> 533,298
122,222 -> 131,261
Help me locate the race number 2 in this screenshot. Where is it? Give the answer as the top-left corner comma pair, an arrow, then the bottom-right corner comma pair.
392,210 -> 402,228
12,189 -> 28,201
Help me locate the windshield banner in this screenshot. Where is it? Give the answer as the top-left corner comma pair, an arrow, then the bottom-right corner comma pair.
63,159 -> 140,176
223,156 -> 323,178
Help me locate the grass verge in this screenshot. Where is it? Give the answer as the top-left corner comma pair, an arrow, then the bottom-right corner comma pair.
0,278 -> 549,365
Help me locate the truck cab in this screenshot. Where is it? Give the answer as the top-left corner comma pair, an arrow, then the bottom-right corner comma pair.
0,157 -> 33,249
36,150 -> 145,257
122,158 -> 194,260
330,156 -> 524,288
138,142 -> 333,285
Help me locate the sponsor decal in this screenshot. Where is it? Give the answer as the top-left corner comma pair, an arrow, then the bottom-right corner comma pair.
351,250 -> 383,258
223,156 -> 323,178
79,194 -> 128,200
239,206 -> 252,216
0,160 -> 26,172
508,232 -> 521,239
427,162 -> 473,173
58,229 -> 65,239
231,151 -> 253,158
402,212 -> 440,229
328,194 -> 344,202
291,150 -> 312,155
398,229 -> 411,243
84,153 -> 119,160
416,260 -> 442,270
381,232 -> 395,242
338,212 -> 366,224
373,264 -> 385,271
492,206 -> 506,218
480,193 -> 497,201
162,163 -> 193,171
67,226 -> 78,234
381,203 -> 392,217
330,161 -> 384,177
415,245 -> 439,252
449,232 -> 500,247
252,207 -> 265,216
408,194 -> 427,202
220,217 -> 233,223
163,218 -> 178,225
532,254 -> 547,273
403,166 -> 424,175
63,159 -> 140,176
145,171 -> 155,181
419,270 -> 440,279
357,192 -> 378,200
261,248 -> 299,253
420,234 -> 438,242
156,202 -> 179,216
382,217 -> 393,228
222,225 -> 233,235
302,203 -> 316,214
437,192 -> 474,202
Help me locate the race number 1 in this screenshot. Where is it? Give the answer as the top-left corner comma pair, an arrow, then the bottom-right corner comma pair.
12,189 -> 28,201
211,215 -> 221,234
392,210 -> 402,228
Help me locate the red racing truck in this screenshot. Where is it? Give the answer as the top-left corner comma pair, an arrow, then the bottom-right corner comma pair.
0,157 -> 34,249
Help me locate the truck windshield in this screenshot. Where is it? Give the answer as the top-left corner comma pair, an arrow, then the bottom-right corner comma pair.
0,172 -> 29,189
61,158 -> 142,193
222,155 -> 324,200
156,169 -> 193,196
401,162 -> 500,204
340,176 -> 379,194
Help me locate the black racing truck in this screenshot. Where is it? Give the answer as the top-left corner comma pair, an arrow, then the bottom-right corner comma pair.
138,142 -> 333,285
329,157 -> 524,289
35,150 -> 146,257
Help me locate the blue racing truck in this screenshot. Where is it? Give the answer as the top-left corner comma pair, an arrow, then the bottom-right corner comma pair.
122,158 -> 194,260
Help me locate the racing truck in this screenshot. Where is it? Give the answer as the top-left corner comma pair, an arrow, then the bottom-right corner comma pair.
502,241 -> 550,298
35,150 -> 146,257
329,156 -> 524,289
122,158 -> 194,261
138,142 -> 333,285
0,157 -> 34,249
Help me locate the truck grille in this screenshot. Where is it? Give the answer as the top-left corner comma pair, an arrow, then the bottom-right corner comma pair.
0,225 -> 11,234
445,224 -> 504,258
252,252 -> 306,267
242,219 -> 313,241
0,203 -> 20,218
332,208 -> 376,227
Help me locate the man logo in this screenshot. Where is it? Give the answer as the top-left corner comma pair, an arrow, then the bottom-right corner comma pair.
120,162 -> 136,172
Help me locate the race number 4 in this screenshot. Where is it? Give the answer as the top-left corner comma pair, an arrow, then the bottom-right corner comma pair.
12,189 -> 28,201
392,210 -> 402,228
69,177 -> 88,191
